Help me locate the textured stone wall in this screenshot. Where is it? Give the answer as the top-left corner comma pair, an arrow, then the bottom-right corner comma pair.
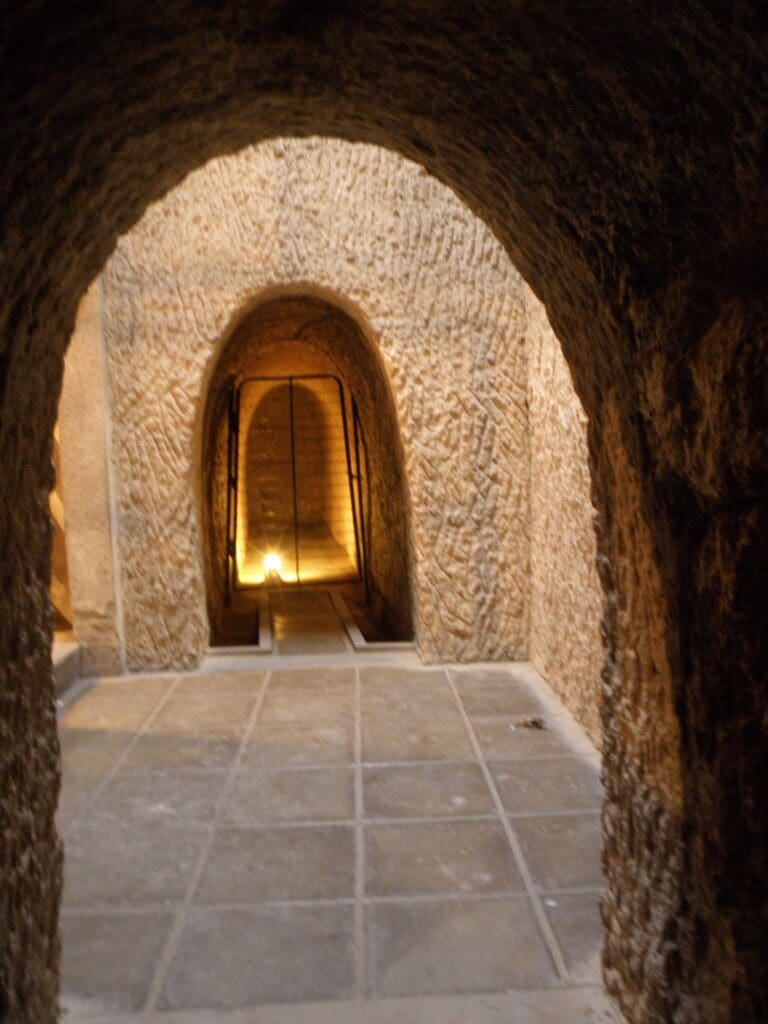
3,5 -> 767,1022
101,139 -> 530,669
58,284 -> 123,676
526,288 -> 604,747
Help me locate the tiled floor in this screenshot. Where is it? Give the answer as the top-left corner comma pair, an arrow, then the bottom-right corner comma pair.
58,661 -> 621,1022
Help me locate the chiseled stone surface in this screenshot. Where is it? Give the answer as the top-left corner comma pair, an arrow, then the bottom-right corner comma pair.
58,283 -> 123,676
101,139 -> 530,669
526,287 -> 604,747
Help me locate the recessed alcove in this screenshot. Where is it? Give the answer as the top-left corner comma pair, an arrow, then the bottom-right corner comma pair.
202,294 -> 414,649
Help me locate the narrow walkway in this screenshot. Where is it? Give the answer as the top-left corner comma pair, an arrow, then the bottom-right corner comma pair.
58,661 -> 621,1023
270,589 -> 350,653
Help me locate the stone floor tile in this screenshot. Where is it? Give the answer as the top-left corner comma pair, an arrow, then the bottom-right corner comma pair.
223,767 -> 354,825
196,825 -> 355,903
359,667 -> 451,707
124,734 -> 242,771
147,691 -> 255,740
362,708 -> 473,764
452,668 -> 548,718
489,757 -> 603,814
543,890 -> 604,984
363,763 -> 493,820
271,590 -> 333,616
472,717 -> 573,761
241,720 -> 354,767
272,598 -> 342,622
363,693 -> 459,724
160,904 -> 355,1009
63,819 -> 209,908
87,768 -> 227,830
359,667 -> 447,689
60,678 -> 173,732
57,773 -> 99,830
366,896 -> 559,997
270,593 -> 343,634
268,667 -> 356,692
365,819 -> 523,897
514,813 -> 603,890
57,661 -> 614,1017
176,670 -> 264,693
61,910 -> 173,1013
259,674 -> 354,727
275,632 -> 349,654
273,615 -> 348,654
60,729 -> 134,779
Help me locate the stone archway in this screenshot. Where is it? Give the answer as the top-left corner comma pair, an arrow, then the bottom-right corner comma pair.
1,6 -> 767,1022
201,294 -> 415,649
81,136 -> 534,672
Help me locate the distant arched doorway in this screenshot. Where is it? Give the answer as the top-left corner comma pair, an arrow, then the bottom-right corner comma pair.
201,294 -> 414,648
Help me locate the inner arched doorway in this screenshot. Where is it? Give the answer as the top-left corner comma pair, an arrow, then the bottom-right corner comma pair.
202,294 -> 414,649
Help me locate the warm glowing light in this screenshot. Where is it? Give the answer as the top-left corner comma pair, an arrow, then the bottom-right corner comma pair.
264,552 -> 282,577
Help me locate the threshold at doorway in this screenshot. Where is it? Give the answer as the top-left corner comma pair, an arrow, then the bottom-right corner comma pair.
207,587 -> 415,669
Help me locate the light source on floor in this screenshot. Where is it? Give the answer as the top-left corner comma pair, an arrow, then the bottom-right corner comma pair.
264,551 -> 283,581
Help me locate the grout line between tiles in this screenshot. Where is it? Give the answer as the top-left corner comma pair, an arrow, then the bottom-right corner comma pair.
364,754 -> 598,767
364,812 -> 497,826
504,808 -> 602,820
62,897 -> 359,918
541,885 -> 606,896
215,817 -> 356,831
158,754 -> 575,772
361,757 -> 479,769
62,903 -> 183,918
62,675 -> 184,839
66,887 -> 583,919
61,889 -> 552,918
193,896 -> 357,911
61,883 -> 607,919
208,812 -> 502,832
353,667 -> 366,1000
361,889 -> 532,905
142,670 -> 273,1012
446,670 -> 572,986
464,751 -> 597,764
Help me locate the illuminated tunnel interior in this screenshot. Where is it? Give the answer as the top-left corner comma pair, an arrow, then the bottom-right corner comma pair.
202,295 -> 413,648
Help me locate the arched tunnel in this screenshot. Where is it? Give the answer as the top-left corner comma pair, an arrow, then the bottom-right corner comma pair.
1,5 -> 767,1022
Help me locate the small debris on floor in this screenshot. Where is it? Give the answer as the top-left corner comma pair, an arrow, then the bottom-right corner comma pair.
508,716 -> 545,731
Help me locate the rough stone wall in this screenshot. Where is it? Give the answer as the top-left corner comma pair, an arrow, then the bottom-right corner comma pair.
526,288 -> 604,747
102,139 -> 530,669
2,5 -> 768,1022
57,284 -> 123,676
